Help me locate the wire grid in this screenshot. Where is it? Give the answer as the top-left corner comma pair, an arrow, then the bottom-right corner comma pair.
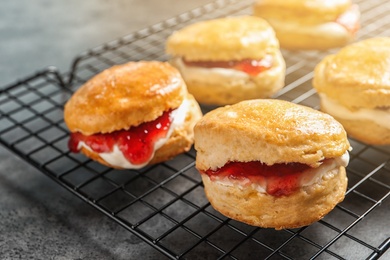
0,0 -> 389,259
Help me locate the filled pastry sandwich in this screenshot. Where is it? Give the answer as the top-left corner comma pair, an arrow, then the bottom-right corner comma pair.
194,99 -> 351,229
166,15 -> 286,105
64,61 -> 202,169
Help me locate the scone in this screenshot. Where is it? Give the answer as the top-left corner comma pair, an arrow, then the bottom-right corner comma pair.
253,0 -> 360,50
194,99 -> 350,230
166,15 -> 286,105
313,37 -> 390,145
64,61 -> 203,169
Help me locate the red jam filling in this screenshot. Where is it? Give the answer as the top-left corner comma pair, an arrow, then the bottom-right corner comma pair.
203,161 -> 316,197
183,58 -> 272,76
68,110 -> 173,165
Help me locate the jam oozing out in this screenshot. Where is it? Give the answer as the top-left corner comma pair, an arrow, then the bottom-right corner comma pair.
183,58 -> 272,76
68,110 -> 173,165
203,161 -> 315,197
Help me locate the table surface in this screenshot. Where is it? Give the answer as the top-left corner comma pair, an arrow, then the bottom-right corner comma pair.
0,1 -> 212,259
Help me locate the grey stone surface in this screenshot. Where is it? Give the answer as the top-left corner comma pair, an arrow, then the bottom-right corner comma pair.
0,146 -> 166,259
0,0 -> 212,86
0,0 -> 211,259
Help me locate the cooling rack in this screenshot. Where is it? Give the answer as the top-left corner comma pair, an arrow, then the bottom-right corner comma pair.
1,0 -> 389,259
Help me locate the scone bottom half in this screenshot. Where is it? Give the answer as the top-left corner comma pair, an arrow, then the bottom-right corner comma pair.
63,61 -> 202,169
194,99 -> 351,229
165,15 -> 286,105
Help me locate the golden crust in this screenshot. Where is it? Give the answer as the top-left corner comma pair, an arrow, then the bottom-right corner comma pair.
78,94 -> 202,169
169,51 -> 285,105
201,166 -> 347,230
194,99 -> 350,170
166,16 -> 279,61
320,106 -> 390,145
313,37 -> 390,110
64,61 -> 187,135
253,0 -> 359,50
253,0 -> 352,24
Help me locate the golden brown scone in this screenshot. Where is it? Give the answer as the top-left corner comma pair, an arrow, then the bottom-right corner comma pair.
166,16 -> 285,105
253,0 -> 360,50
313,37 -> 390,145
194,99 -> 350,229
64,61 -> 203,169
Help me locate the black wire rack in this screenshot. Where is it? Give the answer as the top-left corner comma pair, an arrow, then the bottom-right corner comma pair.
1,0 -> 390,259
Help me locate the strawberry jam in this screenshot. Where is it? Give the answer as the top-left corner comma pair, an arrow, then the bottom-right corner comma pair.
183,58 -> 272,76
203,161 -> 314,197
68,110 -> 173,165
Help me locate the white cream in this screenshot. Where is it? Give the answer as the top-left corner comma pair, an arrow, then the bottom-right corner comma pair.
171,53 -> 281,84
320,94 -> 390,130
78,99 -> 190,169
213,151 -> 350,194
269,18 -> 349,39
171,57 -> 252,84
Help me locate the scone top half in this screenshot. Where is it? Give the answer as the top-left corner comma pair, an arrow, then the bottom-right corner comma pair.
254,0 -> 353,25
313,37 -> 390,110
166,15 -> 279,62
194,99 -> 350,171
64,61 -> 186,135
